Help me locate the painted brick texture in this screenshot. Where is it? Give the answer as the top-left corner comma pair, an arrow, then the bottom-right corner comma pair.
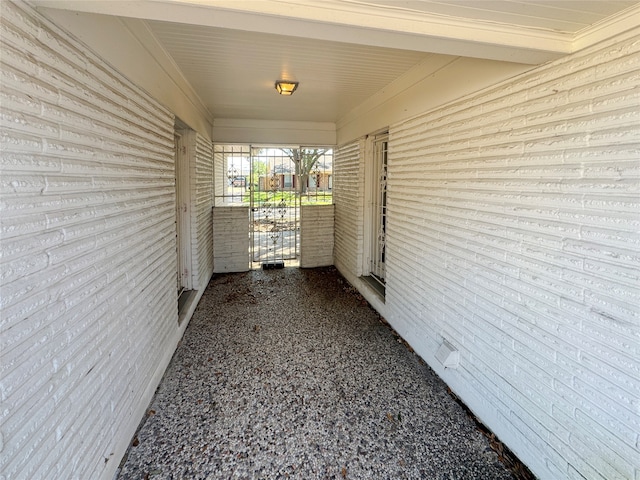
188,131 -> 214,290
0,2 -> 184,479
213,146 -> 227,206
213,206 -> 250,272
333,140 -> 365,277
300,205 -> 334,268
384,29 -> 640,480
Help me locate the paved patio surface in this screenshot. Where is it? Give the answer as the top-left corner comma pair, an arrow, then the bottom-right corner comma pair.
117,267 -> 515,480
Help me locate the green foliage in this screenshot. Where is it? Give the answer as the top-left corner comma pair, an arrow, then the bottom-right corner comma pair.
251,160 -> 268,186
243,191 -> 332,206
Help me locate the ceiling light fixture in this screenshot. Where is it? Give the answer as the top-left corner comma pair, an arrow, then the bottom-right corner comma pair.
275,81 -> 298,96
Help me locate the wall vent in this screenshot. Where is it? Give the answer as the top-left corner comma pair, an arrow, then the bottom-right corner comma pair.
435,339 -> 460,369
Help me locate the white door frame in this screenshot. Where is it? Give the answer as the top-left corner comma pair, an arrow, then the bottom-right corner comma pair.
175,131 -> 192,292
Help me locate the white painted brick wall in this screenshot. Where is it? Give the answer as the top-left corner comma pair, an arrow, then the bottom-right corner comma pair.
213,146 -> 227,206
300,204 -> 334,268
333,140 -> 365,277
382,28 -> 640,480
187,130 -> 214,290
0,1 -> 195,479
212,206 -> 250,272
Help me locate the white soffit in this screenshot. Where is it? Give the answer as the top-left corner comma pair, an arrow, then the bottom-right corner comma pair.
32,0 -> 640,64
34,0 -> 640,126
144,20 -> 441,122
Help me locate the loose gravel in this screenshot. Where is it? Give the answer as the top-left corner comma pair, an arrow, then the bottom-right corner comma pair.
117,267 -> 514,480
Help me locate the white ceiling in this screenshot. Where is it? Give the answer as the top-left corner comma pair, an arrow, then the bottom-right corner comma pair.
358,1 -> 638,32
147,20 -> 440,122
36,0 -> 640,124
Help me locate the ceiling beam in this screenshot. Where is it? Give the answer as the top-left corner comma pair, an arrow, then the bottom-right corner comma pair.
33,0 -> 574,64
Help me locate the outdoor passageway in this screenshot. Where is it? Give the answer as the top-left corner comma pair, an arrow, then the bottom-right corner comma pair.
117,267 -> 515,479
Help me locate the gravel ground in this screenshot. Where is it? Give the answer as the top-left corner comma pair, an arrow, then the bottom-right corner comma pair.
117,267 -> 515,480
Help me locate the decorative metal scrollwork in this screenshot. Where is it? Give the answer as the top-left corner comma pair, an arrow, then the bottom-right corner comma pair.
268,173 -> 280,191
379,164 -> 387,190
260,174 -> 288,253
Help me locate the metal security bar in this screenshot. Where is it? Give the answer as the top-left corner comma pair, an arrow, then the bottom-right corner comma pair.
213,144 -> 251,206
369,134 -> 388,288
250,147 -> 300,267
214,144 -> 333,269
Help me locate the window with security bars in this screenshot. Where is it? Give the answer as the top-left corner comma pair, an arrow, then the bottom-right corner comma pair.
213,144 -> 251,206
214,144 -> 333,267
366,133 -> 388,294
213,145 -> 333,206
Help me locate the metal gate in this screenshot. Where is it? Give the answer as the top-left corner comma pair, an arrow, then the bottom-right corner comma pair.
250,147 -> 300,267
214,144 -> 332,269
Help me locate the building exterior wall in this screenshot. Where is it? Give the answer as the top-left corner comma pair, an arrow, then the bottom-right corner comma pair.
0,2 -> 213,479
333,138 -> 389,315
212,206 -> 250,272
335,27 -> 640,480
212,119 -> 336,145
336,57 -> 531,145
333,140 -> 365,279
213,146 -> 226,206
38,8 -> 214,140
300,205 -> 335,268
188,130 -> 214,290
3,0 -> 638,479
